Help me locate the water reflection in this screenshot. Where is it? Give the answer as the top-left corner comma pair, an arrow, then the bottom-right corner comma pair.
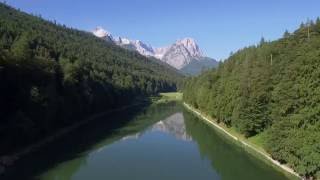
150,113 -> 192,141
1,102 -> 294,180
123,113 -> 192,142
182,109 -> 291,180
2,102 -> 181,180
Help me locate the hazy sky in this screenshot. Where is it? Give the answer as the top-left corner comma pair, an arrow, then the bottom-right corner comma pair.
5,0 -> 320,60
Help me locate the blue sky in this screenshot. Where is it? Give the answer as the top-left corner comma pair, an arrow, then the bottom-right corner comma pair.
5,0 -> 320,60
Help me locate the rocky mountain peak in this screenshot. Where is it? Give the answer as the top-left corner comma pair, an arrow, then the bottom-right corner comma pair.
174,38 -> 203,58
92,27 -> 217,74
93,27 -> 112,38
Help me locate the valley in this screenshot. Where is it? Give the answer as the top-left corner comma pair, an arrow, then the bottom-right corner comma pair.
1,1 -> 320,180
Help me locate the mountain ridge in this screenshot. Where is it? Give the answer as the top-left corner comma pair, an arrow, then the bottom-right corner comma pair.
92,27 -> 218,74
0,3 -> 183,154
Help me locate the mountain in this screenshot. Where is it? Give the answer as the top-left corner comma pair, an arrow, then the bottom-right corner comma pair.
0,3 -> 183,154
92,26 -> 114,42
92,27 -> 218,75
93,27 -> 155,56
116,37 -> 155,57
180,57 -> 218,75
160,38 -> 218,75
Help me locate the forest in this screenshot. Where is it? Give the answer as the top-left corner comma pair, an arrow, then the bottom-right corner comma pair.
183,19 -> 320,178
0,3 -> 183,154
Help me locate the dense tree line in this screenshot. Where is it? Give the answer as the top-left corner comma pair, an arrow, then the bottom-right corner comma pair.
0,3 -> 183,154
184,19 -> 320,178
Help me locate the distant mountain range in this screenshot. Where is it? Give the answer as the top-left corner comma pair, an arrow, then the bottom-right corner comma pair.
93,27 -> 218,75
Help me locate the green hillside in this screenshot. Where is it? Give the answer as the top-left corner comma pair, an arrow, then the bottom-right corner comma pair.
0,3 -> 183,154
183,19 -> 320,178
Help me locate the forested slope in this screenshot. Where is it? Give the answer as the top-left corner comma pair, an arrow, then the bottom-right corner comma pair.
0,3 -> 183,154
183,19 -> 320,178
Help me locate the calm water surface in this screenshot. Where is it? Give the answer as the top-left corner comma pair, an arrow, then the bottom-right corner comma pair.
3,102 -> 294,180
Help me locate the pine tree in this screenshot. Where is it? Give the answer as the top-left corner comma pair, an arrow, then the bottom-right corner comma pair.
283,30 -> 290,38
11,33 -> 32,60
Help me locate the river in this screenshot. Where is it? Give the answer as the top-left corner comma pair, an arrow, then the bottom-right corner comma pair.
2,102 -> 295,180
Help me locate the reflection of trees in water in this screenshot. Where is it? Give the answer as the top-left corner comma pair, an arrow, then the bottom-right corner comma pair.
183,110 -> 287,180
3,102 -> 181,180
56,102 -> 182,179
5,103 -> 290,180
39,157 -> 87,180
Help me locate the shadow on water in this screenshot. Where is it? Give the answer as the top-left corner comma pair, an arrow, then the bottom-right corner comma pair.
182,109 -> 294,180
2,103 -> 294,180
1,102 -> 181,180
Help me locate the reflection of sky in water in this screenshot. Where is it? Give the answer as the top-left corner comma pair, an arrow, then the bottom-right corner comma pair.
122,113 -> 192,142
31,103 -> 290,180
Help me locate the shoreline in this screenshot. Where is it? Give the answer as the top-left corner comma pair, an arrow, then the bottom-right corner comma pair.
0,93 -> 179,175
0,102 -> 148,175
183,102 -> 301,179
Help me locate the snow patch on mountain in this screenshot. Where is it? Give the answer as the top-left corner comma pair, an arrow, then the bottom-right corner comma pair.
93,27 -> 112,38
92,27 -> 217,73
154,46 -> 170,59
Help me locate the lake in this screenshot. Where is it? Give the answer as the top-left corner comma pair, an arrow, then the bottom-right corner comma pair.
2,102 -> 294,180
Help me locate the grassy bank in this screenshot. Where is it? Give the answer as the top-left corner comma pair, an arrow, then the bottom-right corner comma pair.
151,92 -> 182,104
43,93 -> 298,179
183,102 -> 301,180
